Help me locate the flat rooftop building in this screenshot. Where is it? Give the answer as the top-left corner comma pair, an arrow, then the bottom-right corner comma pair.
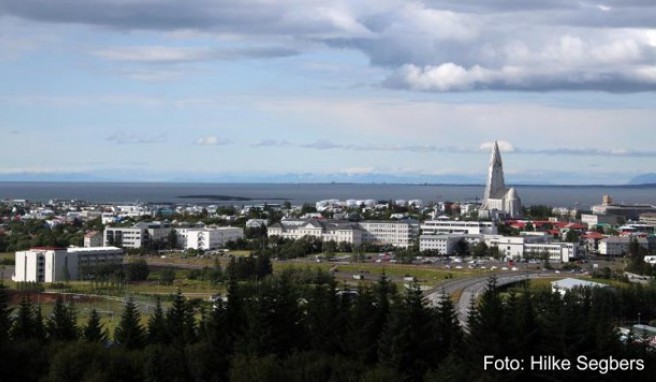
12,246 -> 123,283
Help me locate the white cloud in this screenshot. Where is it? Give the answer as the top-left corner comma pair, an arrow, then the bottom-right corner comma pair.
106,131 -> 167,144
94,45 -> 298,63
195,136 -> 231,146
479,141 -> 515,152
2,0 -> 655,91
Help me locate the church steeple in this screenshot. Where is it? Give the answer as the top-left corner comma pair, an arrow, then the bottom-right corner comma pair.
483,141 -> 506,203
480,140 -> 522,218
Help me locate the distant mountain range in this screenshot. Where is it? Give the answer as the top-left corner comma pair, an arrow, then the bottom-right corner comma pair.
1,171 -> 656,186
628,173 -> 656,185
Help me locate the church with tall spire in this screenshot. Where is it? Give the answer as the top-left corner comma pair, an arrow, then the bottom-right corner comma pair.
479,141 -> 522,218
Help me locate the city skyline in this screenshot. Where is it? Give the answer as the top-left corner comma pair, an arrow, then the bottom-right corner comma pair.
1,1 -> 656,184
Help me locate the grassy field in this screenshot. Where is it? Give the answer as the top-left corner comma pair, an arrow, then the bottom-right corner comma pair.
0,252 -> 14,265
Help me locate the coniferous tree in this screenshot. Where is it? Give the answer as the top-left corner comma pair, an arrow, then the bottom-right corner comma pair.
306,275 -> 341,354
255,252 -> 273,279
226,274 -> 245,345
83,308 -> 107,343
47,296 -> 78,341
33,305 -> 46,342
147,297 -> 168,345
435,291 -> 463,362
166,290 -> 196,346
114,297 -> 145,349
378,283 -> 437,382
11,296 -> 35,341
0,283 -> 13,345
202,299 -> 232,381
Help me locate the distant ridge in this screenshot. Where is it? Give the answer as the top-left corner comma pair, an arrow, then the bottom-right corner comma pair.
3,171 -> 656,187
628,173 -> 656,185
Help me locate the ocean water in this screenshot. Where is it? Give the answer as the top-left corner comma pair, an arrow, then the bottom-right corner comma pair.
0,182 -> 654,209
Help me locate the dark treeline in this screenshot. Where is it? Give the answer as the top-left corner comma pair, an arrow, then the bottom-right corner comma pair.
1,274 -> 656,382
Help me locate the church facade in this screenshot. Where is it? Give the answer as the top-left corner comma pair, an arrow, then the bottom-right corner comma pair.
479,141 -> 522,219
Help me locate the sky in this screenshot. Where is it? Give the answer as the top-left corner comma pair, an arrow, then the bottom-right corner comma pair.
1,0 -> 655,185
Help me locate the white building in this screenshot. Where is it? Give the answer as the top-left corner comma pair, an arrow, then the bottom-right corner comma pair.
524,242 -> 577,263
103,221 -> 172,249
12,246 -> 123,283
479,141 -> 522,218
358,220 -> 419,248
267,219 -> 418,248
245,219 -> 269,228
551,278 -> 608,296
598,236 -> 648,256
268,219 -> 363,246
419,234 -> 483,254
482,235 -> 526,259
421,220 -> 498,235
84,231 -> 103,248
581,213 -> 618,227
181,227 -> 244,250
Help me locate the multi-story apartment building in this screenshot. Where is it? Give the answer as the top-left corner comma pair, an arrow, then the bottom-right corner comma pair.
598,236 -> 649,256
12,246 -> 123,283
178,227 -> 244,250
419,234 -> 483,254
421,219 -> 498,235
418,230 -> 576,262
524,242 -> 577,263
267,219 -> 418,248
357,220 -> 419,248
103,221 -> 172,249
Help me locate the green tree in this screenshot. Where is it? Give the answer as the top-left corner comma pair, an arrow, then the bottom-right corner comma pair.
465,277 -> 508,364
167,229 -> 178,250
0,283 -> 13,345
83,308 -> 107,343
114,297 -> 145,349
160,267 -> 176,286
47,296 -> 78,341
11,296 -> 36,341
453,238 -> 470,257
471,241 -> 488,258
378,284 -> 438,381
435,292 -> 463,362
126,258 -> 150,282
147,297 -> 168,345
166,290 -> 196,346
255,252 -> 273,279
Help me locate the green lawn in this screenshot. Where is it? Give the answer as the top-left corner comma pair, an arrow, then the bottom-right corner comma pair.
0,252 -> 14,265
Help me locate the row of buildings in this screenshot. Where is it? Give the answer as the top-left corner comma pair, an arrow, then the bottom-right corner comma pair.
97,222 -> 244,251
267,217 -> 577,262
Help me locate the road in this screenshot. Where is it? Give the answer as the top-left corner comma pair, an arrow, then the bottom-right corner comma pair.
145,256 -> 548,328
424,272 -> 540,327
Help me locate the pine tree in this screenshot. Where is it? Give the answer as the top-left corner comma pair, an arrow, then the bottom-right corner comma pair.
147,297 -> 168,345
0,283 -> 13,345
47,296 -> 78,341
378,283 -> 437,381
255,253 -> 273,278
83,308 -> 107,343
465,277 -> 507,366
166,290 -> 196,345
33,305 -> 46,342
114,297 -> 145,349
350,274 -> 396,365
435,291 -> 463,362
11,296 -> 35,341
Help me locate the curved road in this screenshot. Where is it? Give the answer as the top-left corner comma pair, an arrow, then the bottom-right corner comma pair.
424,272 -> 540,327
